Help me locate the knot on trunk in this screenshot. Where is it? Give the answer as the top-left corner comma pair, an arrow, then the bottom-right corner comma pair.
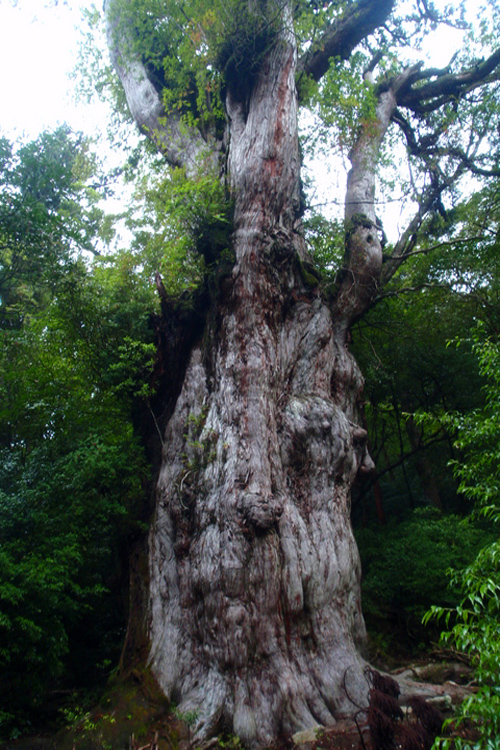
351,424 -> 376,477
281,396 -> 349,478
238,492 -> 283,531
333,216 -> 384,327
281,397 -> 375,485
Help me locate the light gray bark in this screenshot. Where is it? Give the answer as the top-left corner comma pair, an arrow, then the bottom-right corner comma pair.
147,10 -> 373,743
106,1 -> 390,746
334,66 -> 422,330
104,0 -> 220,175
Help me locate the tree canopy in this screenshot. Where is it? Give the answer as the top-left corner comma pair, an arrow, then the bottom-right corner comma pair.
0,127 -> 156,736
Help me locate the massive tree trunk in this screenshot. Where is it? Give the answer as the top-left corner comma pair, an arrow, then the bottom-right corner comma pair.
105,0 -> 500,744
147,17 -> 375,748
105,1 -> 382,745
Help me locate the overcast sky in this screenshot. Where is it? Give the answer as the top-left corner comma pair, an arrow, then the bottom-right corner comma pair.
0,0 -> 109,140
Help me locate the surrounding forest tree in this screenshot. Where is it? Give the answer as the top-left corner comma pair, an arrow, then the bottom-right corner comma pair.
102,0 -> 500,744
424,332 -> 500,747
0,128 -> 154,735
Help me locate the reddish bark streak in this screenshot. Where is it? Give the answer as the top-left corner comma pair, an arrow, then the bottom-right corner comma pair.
274,51 -> 294,147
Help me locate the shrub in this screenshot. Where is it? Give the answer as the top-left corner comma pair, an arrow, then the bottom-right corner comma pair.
356,507 -> 493,646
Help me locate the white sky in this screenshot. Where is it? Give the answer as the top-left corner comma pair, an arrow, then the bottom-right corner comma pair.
0,0 -> 108,140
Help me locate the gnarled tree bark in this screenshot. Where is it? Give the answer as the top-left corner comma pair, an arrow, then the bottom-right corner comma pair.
105,0 -> 500,745
143,7 -> 374,742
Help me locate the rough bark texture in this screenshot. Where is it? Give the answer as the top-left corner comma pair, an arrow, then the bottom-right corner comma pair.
147,11 -> 374,744
103,1 -> 500,742
104,1 -> 394,746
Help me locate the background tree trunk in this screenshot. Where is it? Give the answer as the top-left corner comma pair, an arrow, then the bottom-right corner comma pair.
405,415 -> 443,510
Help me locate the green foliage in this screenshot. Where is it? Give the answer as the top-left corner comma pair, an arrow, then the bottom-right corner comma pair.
108,0 -> 248,130
450,337 -> 500,513
350,180 -> 500,517
314,52 -> 378,154
0,127 -> 103,327
0,131 -> 156,738
128,165 -> 233,294
0,431 -> 147,731
303,213 -> 344,278
0,340 -> 151,735
424,335 -> 500,747
356,508 -> 492,646
352,284 -> 483,516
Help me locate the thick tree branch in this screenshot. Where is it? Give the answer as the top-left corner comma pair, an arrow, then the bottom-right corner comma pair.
393,109 -> 500,183
345,66 -> 421,224
297,0 -> 395,84
104,0 -> 220,174
332,66 -> 420,329
397,48 -> 500,113
392,109 -> 434,155
379,187 -> 444,287
423,147 -> 500,178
